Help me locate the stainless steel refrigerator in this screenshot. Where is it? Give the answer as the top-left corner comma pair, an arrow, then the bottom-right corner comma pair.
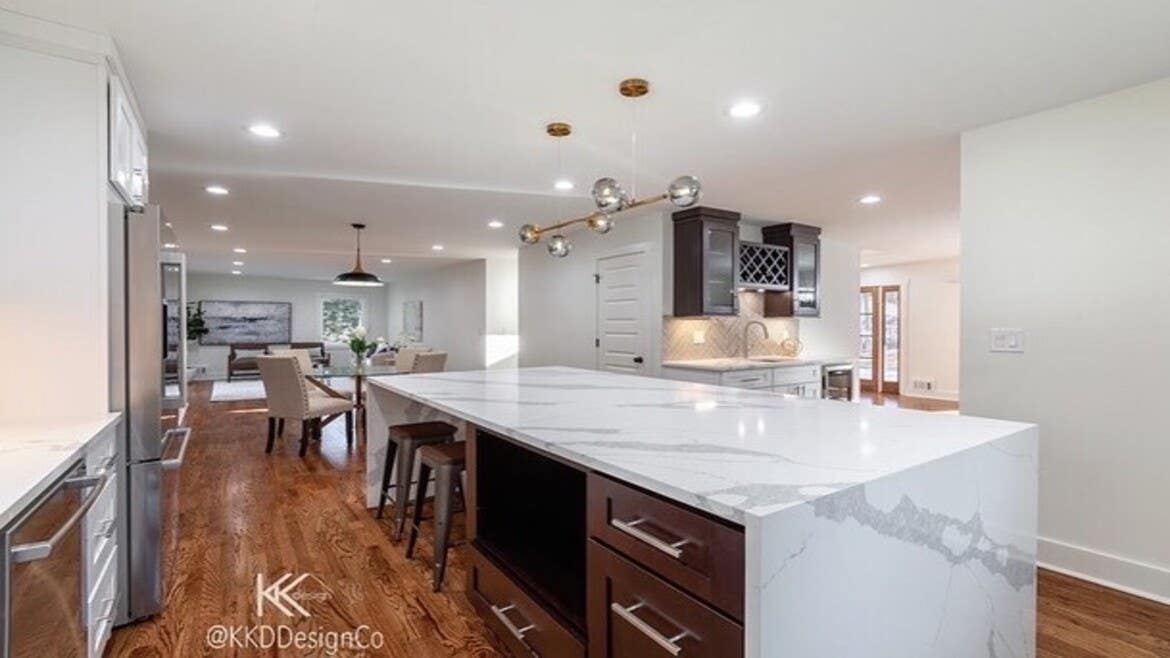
107,200 -> 191,625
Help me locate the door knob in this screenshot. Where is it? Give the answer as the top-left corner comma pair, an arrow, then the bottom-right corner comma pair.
633,356 -> 644,364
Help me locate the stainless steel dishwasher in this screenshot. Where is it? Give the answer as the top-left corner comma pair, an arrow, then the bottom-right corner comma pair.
1,460 -> 110,658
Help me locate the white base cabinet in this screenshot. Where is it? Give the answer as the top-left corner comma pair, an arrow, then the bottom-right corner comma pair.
661,364 -> 822,398
83,425 -> 119,658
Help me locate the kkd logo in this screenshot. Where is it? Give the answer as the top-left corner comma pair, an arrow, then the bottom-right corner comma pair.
255,573 -> 332,617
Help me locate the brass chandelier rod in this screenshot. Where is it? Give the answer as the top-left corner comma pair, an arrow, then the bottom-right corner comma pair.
529,192 -> 668,237
519,78 -> 702,257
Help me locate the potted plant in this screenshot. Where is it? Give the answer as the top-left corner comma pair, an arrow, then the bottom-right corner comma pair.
186,303 -> 209,343
345,326 -> 383,366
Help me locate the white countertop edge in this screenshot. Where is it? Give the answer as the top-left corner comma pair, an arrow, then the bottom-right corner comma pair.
367,376 -> 752,523
0,412 -> 122,529
367,372 -> 1033,525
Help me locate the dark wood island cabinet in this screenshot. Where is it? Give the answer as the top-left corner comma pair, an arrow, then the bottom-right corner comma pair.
466,427 -> 746,658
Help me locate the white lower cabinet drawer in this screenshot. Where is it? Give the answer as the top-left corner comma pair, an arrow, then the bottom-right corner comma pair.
87,549 -> 117,658
85,470 -> 118,580
771,365 -> 822,386
720,369 -> 773,389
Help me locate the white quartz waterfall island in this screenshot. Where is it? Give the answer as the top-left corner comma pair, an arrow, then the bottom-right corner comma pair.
366,367 -> 1037,658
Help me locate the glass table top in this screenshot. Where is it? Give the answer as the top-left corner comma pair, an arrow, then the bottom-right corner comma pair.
313,363 -> 400,377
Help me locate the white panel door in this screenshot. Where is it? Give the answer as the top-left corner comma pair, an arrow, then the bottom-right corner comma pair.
595,249 -> 651,374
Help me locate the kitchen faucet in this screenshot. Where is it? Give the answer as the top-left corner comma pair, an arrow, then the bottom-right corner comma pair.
742,320 -> 769,358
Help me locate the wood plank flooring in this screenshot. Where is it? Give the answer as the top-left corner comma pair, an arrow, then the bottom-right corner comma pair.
107,382 -> 1170,657
859,390 -> 960,412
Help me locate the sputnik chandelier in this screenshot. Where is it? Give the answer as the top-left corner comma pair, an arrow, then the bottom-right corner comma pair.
519,78 -> 702,257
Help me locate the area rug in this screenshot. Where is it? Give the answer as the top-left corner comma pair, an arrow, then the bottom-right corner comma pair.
210,378 -> 354,402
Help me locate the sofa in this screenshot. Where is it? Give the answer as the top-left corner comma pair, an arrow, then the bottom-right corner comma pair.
227,342 -> 331,381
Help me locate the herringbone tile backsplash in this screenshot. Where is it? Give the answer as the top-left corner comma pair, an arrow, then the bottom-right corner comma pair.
663,292 -> 799,361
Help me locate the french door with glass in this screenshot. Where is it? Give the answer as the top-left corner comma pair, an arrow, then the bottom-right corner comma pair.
859,285 -> 900,393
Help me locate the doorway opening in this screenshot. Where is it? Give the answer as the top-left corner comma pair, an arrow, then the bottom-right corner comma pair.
859,285 -> 900,394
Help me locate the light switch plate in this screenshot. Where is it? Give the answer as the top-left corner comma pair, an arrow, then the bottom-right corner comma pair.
692,330 -> 706,345
989,328 -> 1025,353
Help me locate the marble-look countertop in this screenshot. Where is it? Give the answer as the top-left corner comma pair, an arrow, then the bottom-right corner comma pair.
662,356 -> 855,372
368,367 -> 1031,524
0,413 -> 121,528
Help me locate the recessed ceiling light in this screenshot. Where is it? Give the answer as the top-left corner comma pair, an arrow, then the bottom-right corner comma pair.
861,263 -> 871,268
858,194 -> 883,205
233,247 -> 247,254
488,220 -> 504,229
231,270 -> 242,275
380,258 -> 393,264
205,185 -> 229,195
728,100 -> 762,119
210,224 -> 229,232
554,179 -> 574,191
163,242 -> 178,249
431,244 -> 444,251
247,123 -> 281,138
232,261 -> 244,266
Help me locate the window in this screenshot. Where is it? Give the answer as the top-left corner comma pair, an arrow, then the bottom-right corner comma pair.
320,296 -> 366,343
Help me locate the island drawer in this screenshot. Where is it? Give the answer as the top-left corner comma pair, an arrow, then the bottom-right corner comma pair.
467,544 -> 585,658
588,540 -> 743,658
587,473 -> 744,621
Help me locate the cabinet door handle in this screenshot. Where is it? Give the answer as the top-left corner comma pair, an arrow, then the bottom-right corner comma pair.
610,518 -> 689,559
610,601 -> 689,656
161,427 -> 192,471
490,603 -> 536,643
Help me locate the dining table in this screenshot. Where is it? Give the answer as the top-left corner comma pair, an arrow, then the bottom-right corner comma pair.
306,362 -> 401,436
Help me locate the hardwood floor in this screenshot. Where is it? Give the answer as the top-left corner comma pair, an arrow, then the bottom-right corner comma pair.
107,382 -> 1170,657
107,381 -> 503,658
859,389 -> 960,412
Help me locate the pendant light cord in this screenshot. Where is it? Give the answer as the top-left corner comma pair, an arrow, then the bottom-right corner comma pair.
630,101 -> 639,201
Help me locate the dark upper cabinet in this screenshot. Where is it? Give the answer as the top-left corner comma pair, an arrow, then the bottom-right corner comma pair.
673,207 -> 741,316
761,223 -> 822,317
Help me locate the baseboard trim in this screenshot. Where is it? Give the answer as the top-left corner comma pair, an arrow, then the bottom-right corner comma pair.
1039,536 -> 1170,605
900,390 -> 959,402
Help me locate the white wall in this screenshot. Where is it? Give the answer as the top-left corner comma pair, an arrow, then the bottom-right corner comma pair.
961,77 -> 1170,602
519,212 -> 668,372
484,254 -> 520,368
387,260 -> 489,372
187,272 -> 389,379
797,237 -> 860,359
0,39 -> 108,419
862,258 -> 960,399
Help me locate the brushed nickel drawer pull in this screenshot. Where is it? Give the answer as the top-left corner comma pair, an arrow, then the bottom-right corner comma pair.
490,603 -> 536,643
611,518 -> 689,559
610,601 -> 688,656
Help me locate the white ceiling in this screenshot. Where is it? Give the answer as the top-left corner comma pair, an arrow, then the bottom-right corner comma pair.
89,0 -> 1170,273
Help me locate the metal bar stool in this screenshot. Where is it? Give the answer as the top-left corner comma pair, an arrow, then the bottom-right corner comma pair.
376,421 -> 457,541
405,441 -> 466,591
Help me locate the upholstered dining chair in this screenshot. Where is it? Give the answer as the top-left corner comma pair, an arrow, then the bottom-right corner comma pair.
393,347 -> 429,373
256,355 -> 355,456
411,351 -> 448,373
269,348 -> 314,374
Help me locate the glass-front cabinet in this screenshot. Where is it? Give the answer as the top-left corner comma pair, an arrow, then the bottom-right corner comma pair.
762,223 -> 822,318
161,251 -> 188,410
672,207 -> 741,316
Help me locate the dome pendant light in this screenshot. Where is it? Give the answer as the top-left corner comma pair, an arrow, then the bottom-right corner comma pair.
334,223 -> 384,287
